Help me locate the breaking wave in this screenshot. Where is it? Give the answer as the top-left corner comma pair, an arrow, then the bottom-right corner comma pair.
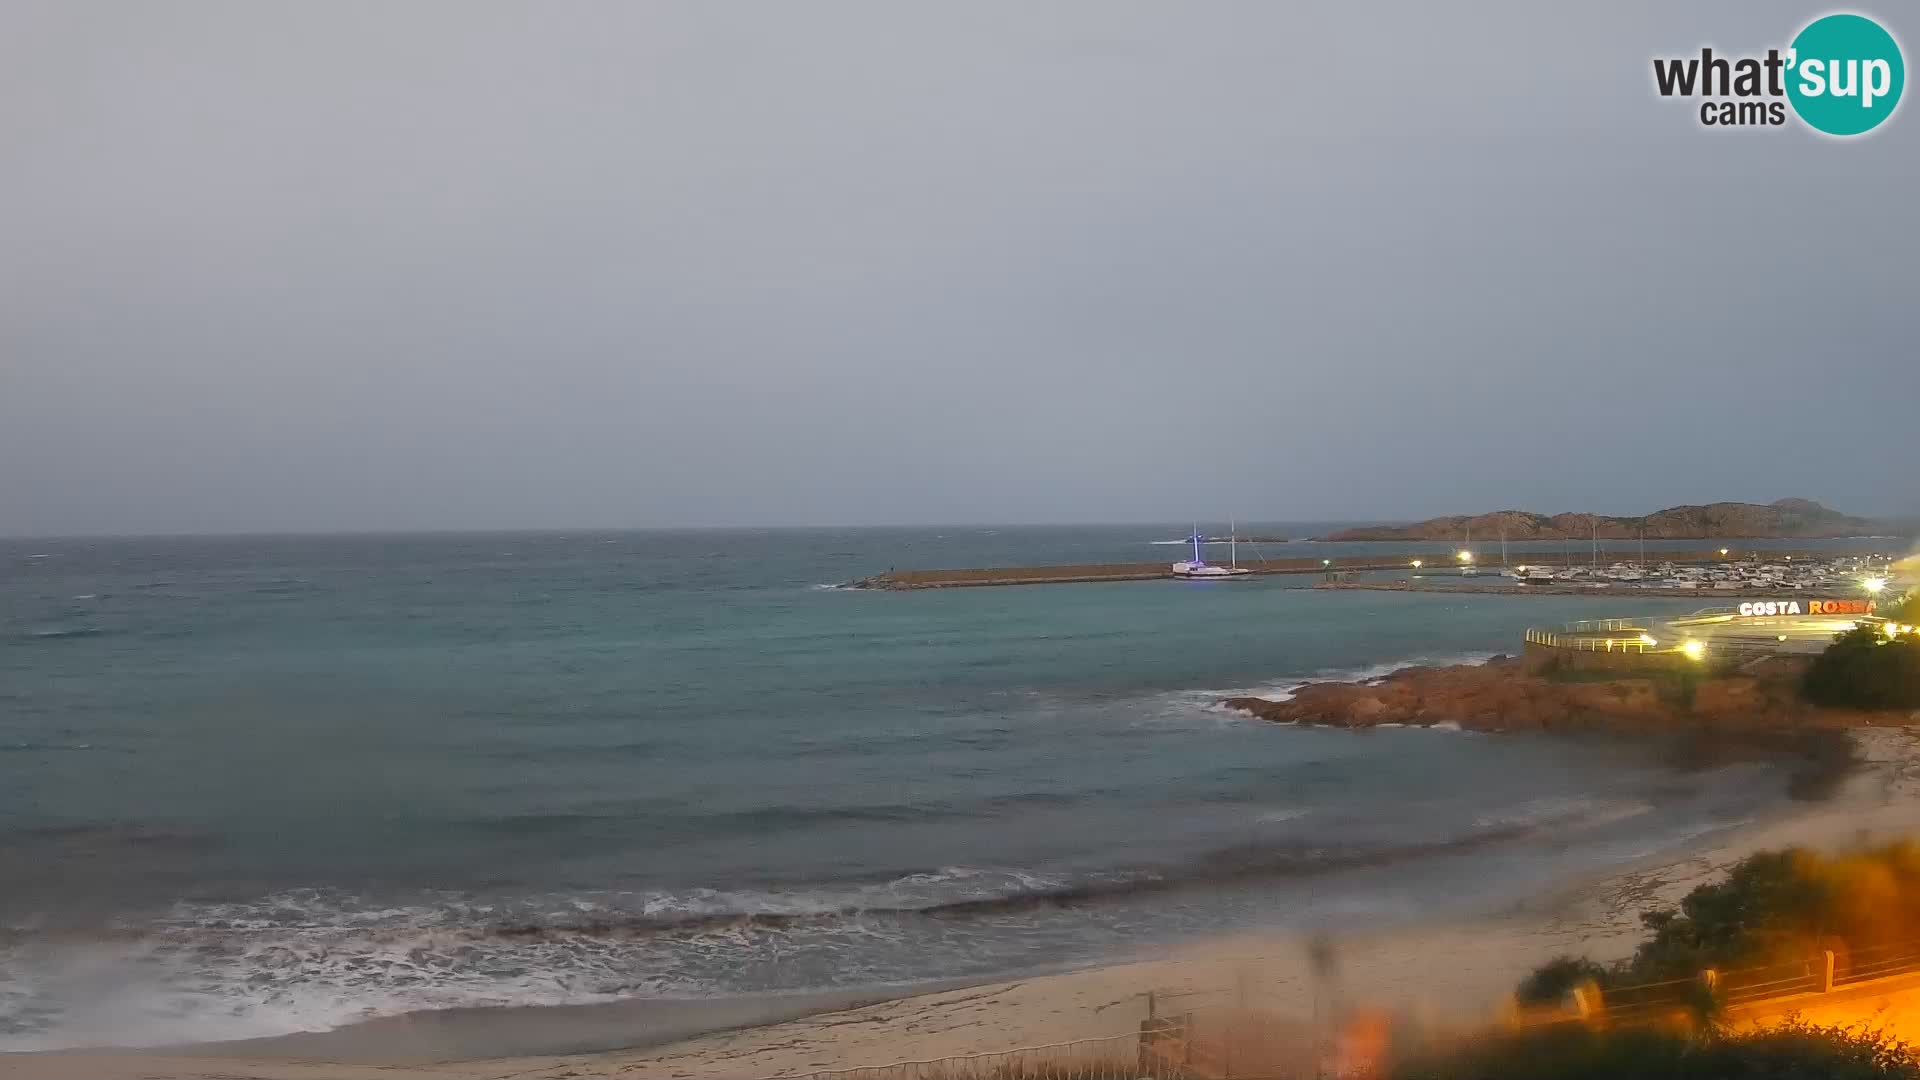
22,627 -> 107,641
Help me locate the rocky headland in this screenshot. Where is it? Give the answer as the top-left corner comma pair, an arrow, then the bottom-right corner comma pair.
1223,654 -> 1916,796
1221,654 -> 1909,736
1318,498 -> 1877,542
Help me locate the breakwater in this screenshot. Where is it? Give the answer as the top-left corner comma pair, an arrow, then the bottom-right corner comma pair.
847,548 -> 1837,590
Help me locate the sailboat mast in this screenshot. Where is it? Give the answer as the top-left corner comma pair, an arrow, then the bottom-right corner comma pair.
1230,516 -> 1237,569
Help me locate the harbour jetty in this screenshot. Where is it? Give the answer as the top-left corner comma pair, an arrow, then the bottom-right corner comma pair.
846,548 -> 1838,590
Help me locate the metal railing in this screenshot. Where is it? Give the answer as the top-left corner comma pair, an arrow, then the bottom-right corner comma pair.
1518,935 -> 1920,1030
755,937 -> 1920,1080
1524,628 -> 1656,653
1558,618 -> 1646,634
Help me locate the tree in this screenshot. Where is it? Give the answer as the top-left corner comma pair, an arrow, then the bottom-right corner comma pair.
1802,625 -> 1920,710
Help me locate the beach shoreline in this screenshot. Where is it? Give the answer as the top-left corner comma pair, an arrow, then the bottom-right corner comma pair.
18,725 -> 1920,1080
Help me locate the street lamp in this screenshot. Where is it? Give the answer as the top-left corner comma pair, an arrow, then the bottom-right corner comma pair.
1718,548 -> 1730,557
1456,550 -> 1473,563
1864,576 -> 1888,595
1680,639 -> 1707,661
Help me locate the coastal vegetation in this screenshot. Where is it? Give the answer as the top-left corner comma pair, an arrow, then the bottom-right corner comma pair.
1801,621 -> 1920,711
1521,843 -> 1920,1000
1391,1020 -> 1920,1080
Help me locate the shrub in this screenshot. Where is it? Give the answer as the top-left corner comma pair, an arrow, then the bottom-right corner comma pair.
1391,1021 -> 1920,1080
1802,626 -> 1920,710
1517,841 -> 1920,1013
1515,956 -> 1609,1006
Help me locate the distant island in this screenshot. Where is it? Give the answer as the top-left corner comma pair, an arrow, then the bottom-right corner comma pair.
1317,498 -> 1878,542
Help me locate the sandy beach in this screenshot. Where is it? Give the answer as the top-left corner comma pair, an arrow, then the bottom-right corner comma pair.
13,726 -> 1920,1080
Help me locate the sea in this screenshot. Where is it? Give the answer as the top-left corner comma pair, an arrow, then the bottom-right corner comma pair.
0,526 -> 1884,1052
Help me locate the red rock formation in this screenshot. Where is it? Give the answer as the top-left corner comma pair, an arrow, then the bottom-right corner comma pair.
1220,655 -> 1907,735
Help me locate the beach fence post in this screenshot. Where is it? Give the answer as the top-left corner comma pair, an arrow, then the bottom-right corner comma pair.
1571,979 -> 1602,1023
1137,1009 -> 1187,1077
1823,950 -> 1838,994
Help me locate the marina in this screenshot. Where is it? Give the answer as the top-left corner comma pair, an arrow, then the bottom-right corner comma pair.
849,548 -> 1897,591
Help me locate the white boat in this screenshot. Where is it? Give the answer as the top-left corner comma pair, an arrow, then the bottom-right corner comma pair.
1172,521 -> 1252,579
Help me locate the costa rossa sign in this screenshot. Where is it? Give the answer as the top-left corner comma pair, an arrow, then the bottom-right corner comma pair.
1737,598 -> 1877,617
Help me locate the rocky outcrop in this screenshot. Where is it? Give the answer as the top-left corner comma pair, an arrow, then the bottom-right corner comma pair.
1220,655 -> 1907,736
1320,499 -> 1876,542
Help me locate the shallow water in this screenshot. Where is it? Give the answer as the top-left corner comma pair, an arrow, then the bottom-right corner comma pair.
0,527 -> 1841,1049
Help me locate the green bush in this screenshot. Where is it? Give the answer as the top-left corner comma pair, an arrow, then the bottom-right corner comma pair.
1515,956 -> 1609,1006
1516,843 -> 1920,1000
1802,626 -> 1920,710
1624,849 -> 1831,981
1391,1021 -> 1920,1080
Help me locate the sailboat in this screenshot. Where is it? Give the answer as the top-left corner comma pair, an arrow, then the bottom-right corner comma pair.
1172,518 -> 1253,579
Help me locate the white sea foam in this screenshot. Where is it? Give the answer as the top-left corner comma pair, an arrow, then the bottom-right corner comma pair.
3,866 -> 1090,1052
1183,651 -> 1503,710
1474,796 -> 1652,832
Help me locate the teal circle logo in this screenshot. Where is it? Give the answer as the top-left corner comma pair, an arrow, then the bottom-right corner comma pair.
1787,13 -> 1905,136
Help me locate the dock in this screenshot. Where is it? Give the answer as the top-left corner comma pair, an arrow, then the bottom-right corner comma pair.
846,548 -> 1840,590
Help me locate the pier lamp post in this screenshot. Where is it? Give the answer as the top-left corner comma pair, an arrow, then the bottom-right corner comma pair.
1410,559 -> 1422,578
1719,548 -> 1730,558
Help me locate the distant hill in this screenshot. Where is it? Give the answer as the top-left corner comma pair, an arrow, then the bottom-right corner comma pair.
1318,499 -> 1879,542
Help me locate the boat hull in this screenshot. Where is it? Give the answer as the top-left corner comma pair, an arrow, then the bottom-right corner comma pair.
1172,562 -> 1253,579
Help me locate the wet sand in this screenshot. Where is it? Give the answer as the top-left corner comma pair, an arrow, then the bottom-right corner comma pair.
16,727 -> 1920,1080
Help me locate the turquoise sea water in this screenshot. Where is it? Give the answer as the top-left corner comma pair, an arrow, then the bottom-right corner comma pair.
0,527 -> 1865,1049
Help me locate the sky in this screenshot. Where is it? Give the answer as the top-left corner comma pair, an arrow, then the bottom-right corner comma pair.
2,2 -> 1916,534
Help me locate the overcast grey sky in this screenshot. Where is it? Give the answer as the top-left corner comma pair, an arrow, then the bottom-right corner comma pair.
2,2 -> 1915,534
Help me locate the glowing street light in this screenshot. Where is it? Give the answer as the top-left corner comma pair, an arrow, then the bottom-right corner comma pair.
1864,576 -> 1888,594
1680,639 -> 1707,661
1456,550 -> 1474,563
1322,558 -> 1331,567
1718,548 -> 1730,557
1410,559 -> 1422,570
